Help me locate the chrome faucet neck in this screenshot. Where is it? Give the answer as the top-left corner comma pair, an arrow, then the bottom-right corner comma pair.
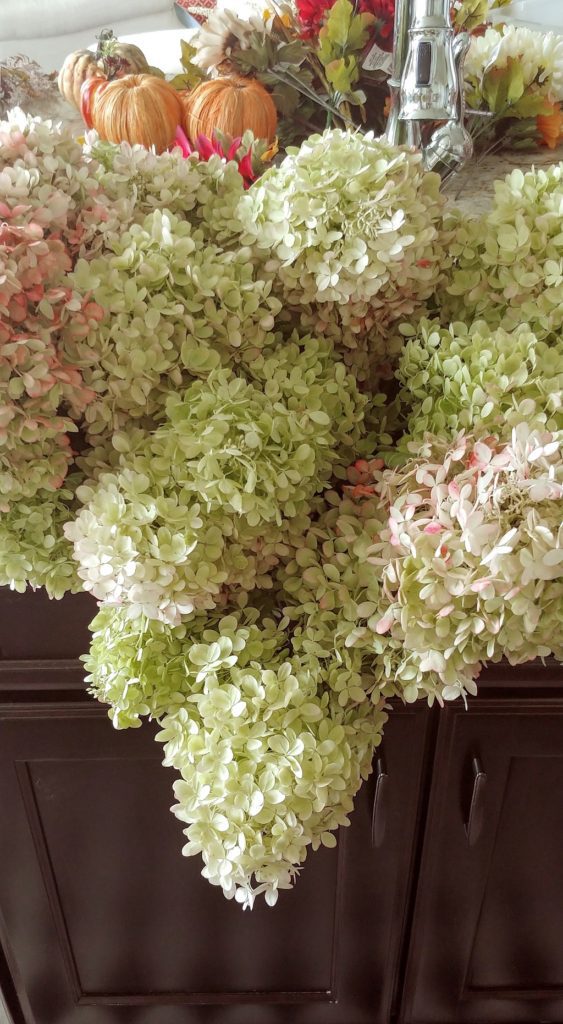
385,0 -> 473,178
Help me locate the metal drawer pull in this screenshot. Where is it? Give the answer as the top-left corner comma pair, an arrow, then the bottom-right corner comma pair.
465,756 -> 487,846
371,756 -> 389,848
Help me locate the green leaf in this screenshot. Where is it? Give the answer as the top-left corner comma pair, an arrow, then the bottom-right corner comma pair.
318,31 -> 336,68
454,0 -> 488,31
481,57 -> 524,114
276,40 -> 308,66
265,79 -> 301,116
235,45 -> 271,73
325,55 -> 359,94
511,94 -> 554,118
325,0 -> 354,48
180,39 -> 198,70
171,39 -> 206,88
347,11 -> 376,52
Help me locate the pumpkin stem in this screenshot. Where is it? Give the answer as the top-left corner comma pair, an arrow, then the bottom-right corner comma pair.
95,28 -> 117,61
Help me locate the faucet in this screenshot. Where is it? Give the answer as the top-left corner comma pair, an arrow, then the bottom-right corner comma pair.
385,0 -> 473,177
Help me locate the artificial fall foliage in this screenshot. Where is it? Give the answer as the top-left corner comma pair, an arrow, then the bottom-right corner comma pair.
185,0 -> 563,152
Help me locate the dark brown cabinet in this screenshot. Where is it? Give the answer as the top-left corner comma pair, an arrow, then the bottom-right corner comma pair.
0,591 -> 562,1024
0,693 -> 430,1024
401,683 -> 563,1024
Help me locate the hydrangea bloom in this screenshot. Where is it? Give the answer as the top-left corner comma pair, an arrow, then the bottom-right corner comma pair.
66,359 -> 365,622
86,136 -> 246,244
85,604 -> 387,908
237,129 -> 446,328
0,110 -> 99,233
0,214 -> 96,507
440,162 -> 563,338
283,428 -> 563,705
392,319 -> 563,444
67,208 -> 282,434
0,476 -> 84,598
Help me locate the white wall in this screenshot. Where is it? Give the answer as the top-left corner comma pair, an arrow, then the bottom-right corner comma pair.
0,0 -> 185,69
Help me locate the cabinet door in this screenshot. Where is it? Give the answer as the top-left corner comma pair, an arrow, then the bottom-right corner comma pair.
401,688 -> 563,1024
0,698 -> 429,1024
0,590 -> 95,664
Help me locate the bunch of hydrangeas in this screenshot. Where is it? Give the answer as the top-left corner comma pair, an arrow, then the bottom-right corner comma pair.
85,604 -> 387,909
4,110 -> 563,909
391,319 -> 563,446
237,129 -> 447,331
66,358 -> 365,622
440,162 -> 563,338
283,427 -> 563,705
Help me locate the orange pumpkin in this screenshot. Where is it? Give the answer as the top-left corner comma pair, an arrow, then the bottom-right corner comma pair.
183,76 -> 278,145
85,75 -> 184,154
80,77 -> 107,131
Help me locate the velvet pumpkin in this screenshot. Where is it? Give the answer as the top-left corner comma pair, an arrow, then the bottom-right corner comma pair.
98,36 -> 150,74
58,50 -> 104,108
58,36 -> 150,109
182,75 -> 278,145
84,74 -> 184,154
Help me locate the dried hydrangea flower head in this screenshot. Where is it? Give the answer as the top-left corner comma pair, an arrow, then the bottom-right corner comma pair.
440,162 -> 563,338
85,604 -> 388,908
238,129 -> 447,330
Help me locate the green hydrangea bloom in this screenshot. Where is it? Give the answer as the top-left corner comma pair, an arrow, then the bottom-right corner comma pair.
237,129 -> 446,330
65,208 -> 281,435
66,362 -> 364,622
87,138 -> 246,243
440,163 -> 563,337
0,475 -> 83,598
392,319 -> 563,446
85,603 -> 387,909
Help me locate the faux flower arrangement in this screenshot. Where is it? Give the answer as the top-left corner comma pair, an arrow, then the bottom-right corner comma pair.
1,108 -> 562,908
464,23 -> 563,151
182,0 -> 563,154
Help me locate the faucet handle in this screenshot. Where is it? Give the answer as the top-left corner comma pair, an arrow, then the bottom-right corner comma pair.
424,29 -> 473,176
452,30 -> 471,64
423,120 -> 473,173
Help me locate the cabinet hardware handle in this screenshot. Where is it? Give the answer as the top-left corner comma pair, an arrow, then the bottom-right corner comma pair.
465,756 -> 487,846
371,756 -> 389,848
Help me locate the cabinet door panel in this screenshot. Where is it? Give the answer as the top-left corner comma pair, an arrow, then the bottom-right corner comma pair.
0,700 -> 429,1024
401,691 -> 563,1024
0,591 -> 95,663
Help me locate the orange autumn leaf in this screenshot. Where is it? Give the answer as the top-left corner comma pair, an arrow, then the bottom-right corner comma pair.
537,102 -> 563,150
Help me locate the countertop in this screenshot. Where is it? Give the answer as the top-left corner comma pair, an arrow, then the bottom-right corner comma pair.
443,144 -> 563,216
